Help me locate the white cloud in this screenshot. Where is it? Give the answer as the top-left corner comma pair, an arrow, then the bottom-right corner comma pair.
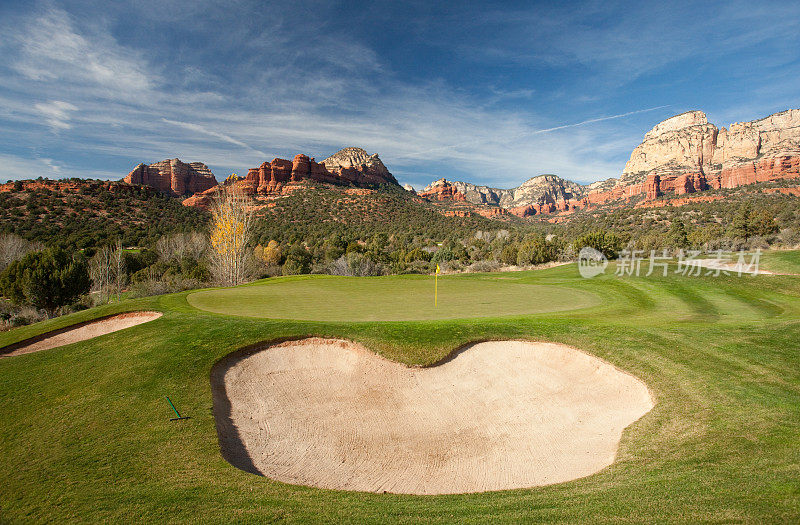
12,7 -> 154,99
8,2 -> 780,188
161,118 -> 268,157
33,100 -> 78,130
0,153 -> 110,181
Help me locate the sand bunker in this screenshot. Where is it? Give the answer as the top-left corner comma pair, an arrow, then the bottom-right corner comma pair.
213,338 -> 654,494
0,311 -> 162,357
694,259 -> 773,275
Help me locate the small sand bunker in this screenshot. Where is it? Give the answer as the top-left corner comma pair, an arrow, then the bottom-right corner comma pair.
0,311 -> 162,357
213,338 -> 654,494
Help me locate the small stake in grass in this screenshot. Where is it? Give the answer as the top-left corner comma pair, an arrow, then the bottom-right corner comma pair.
165,396 -> 190,421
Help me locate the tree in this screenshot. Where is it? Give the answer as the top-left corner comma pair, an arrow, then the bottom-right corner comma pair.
328,253 -> 381,276
499,244 -> 518,265
572,231 -> 622,259
0,248 -> 90,316
0,233 -> 40,270
254,240 -> 282,267
516,235 -> 557,266
667,220 -> 690,249
208,186 -> 255,285
282,245 -> 312,275
729,203 -> 778,240
156,232 -> 207,262
431,246 -> 455,266
90,240 -> 126,301
730,203 -> 753,240
749,208 -> 778,237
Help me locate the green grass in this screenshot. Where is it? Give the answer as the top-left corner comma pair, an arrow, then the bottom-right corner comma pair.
760,249 -> 800,274
186,273 -> 598,321
1,259 -> 800,522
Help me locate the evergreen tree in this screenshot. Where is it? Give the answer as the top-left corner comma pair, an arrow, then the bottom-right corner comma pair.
0,248 -> 90,315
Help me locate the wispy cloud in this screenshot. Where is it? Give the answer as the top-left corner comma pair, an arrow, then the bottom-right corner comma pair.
34,100 -> 78,130
0,1 -> 797,189
161,119 -> 268,157
11,6 -> 154,99
530,105 -> 672,135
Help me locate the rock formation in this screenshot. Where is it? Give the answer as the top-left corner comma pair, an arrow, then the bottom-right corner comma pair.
421,108 -> 800,216
419,179 -> 468,202
233,148 -> 398,197
321,147 -> 398,186
123,158 -> 217,196
597,108 -> 800,202
420,175 -> 585,215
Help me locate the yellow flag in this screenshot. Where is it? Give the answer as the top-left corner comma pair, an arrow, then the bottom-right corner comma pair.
434,263 -> 439,307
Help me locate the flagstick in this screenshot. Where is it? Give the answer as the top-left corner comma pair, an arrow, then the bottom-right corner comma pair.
435,264 -> 439,307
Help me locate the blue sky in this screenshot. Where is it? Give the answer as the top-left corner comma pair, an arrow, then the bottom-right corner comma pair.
0,0 -> 798,189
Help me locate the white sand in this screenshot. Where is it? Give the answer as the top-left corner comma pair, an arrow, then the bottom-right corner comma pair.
213,338 -> 654,494
693,259 -> 773,275
1,311 -> 162,357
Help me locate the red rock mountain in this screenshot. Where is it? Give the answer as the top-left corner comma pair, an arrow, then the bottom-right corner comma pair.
180,148 -> 397,207
235,148 -> 397,197
125,148 -> 397,207
123,158 -> 217,196
421,108 -> 800,216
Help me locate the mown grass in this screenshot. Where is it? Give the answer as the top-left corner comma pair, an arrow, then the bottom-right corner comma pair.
760,249 -> 800,274
1,259 -> 799,523
185,273 -> 598,321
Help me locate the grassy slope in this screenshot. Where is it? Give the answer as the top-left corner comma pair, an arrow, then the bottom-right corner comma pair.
1,264 -> 799,522
760,249 -> 800,274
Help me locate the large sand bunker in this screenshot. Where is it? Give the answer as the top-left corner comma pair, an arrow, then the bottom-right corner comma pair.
0,311 -> 162,357
213,338 -> 654,494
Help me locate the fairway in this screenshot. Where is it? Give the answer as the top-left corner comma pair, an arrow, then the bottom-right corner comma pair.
1,260 -> 800,522
187,273 -> 599,321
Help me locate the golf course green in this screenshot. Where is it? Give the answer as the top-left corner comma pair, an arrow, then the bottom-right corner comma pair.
186,272 -> 599,321
1,256 -> 799,522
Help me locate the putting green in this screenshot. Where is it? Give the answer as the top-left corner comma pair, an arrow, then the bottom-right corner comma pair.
187,274 -> 598,321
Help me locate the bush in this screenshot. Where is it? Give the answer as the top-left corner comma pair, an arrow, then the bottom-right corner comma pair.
516,236 -> 558,266
572,231 -> 622,259
0,248 -> 90,315
499,244 -> 518,265
466,260 -> 501,273
328,253 -> 382,277
282,245 -> 312,275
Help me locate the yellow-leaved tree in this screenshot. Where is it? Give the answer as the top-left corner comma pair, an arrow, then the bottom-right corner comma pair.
254,240 -> 282,267
208,185 -> 254,285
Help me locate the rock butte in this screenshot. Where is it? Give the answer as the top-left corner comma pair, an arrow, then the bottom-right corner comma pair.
212,338 -> 654,495
419,108 -> 800,216
124,159 -> 217,196
125,148 -> 397,208
122,109 -> 800,215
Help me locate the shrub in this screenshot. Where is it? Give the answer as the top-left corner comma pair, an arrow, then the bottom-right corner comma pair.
0,248 -> 90,315
572,231 -> 622,259
328,253 -> 382,277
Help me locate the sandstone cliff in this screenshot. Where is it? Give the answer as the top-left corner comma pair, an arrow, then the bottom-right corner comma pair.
421,108 -> 800,216
600,108 -> 800,202
235,148 -> 397,197
321,147 -> 398,186
123,158 -> 218,196
420,175 -> 585,216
